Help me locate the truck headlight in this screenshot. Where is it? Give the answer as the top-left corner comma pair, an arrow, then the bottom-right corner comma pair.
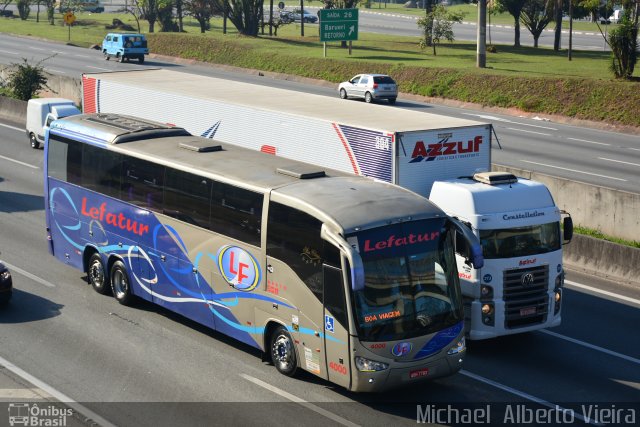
355,356 -> 389,372
447,337 -> 466,355
0,271 -> 10,281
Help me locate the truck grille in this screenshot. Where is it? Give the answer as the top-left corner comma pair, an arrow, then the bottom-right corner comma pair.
503,265 -> 549,329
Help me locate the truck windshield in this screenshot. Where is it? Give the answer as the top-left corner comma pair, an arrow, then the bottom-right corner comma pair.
480,222 -> 560,259
347,219 -> 463,342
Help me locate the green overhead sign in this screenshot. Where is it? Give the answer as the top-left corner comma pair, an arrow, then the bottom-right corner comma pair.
319,8 -> 359,42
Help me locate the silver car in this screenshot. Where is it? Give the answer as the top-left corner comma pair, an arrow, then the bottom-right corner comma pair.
338,74 -> 398,104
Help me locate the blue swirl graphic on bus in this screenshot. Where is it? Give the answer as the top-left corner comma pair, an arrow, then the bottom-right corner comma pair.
413,321 -> 464,360
217,245 -> 261,291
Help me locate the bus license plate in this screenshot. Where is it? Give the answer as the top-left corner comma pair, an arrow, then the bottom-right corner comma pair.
520,306 -> 536,316
410,368 -> 429,379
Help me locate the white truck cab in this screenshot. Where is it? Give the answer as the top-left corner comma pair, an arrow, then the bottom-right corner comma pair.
430,172 -> 573,340
26,98 -> 81,149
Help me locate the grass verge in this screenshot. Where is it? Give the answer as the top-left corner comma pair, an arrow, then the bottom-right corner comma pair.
574,226 -> 640,248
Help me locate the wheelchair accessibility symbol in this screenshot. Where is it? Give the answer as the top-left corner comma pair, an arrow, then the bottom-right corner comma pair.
325,315 -> 335,333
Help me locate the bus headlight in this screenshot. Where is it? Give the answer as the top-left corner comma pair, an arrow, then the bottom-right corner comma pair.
0,270 -> 10,281
447,337 -> 466,355
355,356 -> 389,372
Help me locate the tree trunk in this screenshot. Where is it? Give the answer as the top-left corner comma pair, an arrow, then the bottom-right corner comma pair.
149,20 -> 156,33
534,34 -> 539,48
553,0 -> 562,51
199,18 -> 206,33
432,43 -> 436,56
177,0 -> 183,32
514,17 -> 521,47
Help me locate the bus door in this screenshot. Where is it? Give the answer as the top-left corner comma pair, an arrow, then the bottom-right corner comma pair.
323,263 -> 351,389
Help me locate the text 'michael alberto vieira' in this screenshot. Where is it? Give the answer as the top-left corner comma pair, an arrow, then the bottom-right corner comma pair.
416,404 -> 636,425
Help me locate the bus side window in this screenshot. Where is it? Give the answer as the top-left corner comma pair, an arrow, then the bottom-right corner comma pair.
81,144 -> 122,198
267,202 -> 323,302
48,135 -> 82,185
164,167 -> 212,229
210,182 -> 262,247
121,156 -> 164,212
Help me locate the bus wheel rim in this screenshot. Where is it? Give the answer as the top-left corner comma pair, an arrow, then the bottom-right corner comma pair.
273,334 -> 292,369
89,261 -> 104,287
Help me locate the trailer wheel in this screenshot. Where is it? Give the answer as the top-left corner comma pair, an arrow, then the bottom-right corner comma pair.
339,88 -> 347,100
364,92 -> 373,103
110,260 -> 134,305
270,326 -> 298,377
88,253 -> 109,295
29,133 -> 40,149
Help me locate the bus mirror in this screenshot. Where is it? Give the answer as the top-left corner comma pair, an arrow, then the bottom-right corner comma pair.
321,225 -> 365,292
562,212 -> 573,243
450,217 -> 484,269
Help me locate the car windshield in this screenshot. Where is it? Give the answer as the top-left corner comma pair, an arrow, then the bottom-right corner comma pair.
480,222 -> 560,259
373,76 -> 395,84
347,219 -> 463,342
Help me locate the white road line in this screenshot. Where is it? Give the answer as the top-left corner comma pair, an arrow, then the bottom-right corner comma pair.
565,280 -> 640,307
598,157 -> 640,168
45,68 -> 67,74
460,370 -> 598,426
628,147 -> 640,152
86,65 -> 111,71
0,354 -> 117,427
0,122 -> 24,132
0,388 -> 49,399
462,113 -> 557,130
506,127 -> 551,136
2,262 -> 55,288
0,154 -> 39,170
74,54 -> 90,58
0,49 -> 19,55
28,46 -> 46,51
567,137 -> 611,146
538,330 -> 640,366
240,374 -> 360,427
520,160 -> 627,181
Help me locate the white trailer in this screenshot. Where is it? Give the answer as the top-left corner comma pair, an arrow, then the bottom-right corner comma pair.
82,69 -> 491,198
82,69 -> 571,340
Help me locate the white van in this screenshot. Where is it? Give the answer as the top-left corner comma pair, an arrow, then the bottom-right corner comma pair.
26,98 -> 81,149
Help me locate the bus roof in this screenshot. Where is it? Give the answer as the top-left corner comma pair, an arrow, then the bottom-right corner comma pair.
84,69 -> 486,134
51,114 -> 445,233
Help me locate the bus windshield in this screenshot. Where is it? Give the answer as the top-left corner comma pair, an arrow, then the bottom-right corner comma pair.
480,222 -> 560,259
348,219 -> 463,342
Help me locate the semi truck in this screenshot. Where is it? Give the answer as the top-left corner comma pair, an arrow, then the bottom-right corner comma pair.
81,69 -> 571,340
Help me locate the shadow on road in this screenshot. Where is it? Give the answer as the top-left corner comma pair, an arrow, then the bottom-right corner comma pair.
0,190 -> 44,213
0,288 -> 63,324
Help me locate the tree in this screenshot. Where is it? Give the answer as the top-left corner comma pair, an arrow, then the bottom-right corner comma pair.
495,0 -> 526,47
521,0 -> 554,47
417,4 -> 464,55
4,57 -> 53,101
1,0 -> 12,14
212,0 -> 263,36
136,0 -> 160,33
16,0 -> 30,20
185,0 -> 219,33
157,0 -> 179,31
592,0 -> 638,79
553,0 -> 562,50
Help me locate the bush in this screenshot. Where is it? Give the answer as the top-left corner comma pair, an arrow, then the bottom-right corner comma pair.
5,58 -> 51,101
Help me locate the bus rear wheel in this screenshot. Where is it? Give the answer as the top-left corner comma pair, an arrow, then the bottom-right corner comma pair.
270,326 -> 298,377
88,253 -> 109,295
110,260 -> 134,306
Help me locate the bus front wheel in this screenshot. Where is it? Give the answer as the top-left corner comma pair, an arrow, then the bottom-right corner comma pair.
110,260 -> 134,306
270,326 -> 298,377
88,253 -> 109,295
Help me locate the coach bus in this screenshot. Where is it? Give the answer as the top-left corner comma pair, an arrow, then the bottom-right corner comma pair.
44,113 -> 483,392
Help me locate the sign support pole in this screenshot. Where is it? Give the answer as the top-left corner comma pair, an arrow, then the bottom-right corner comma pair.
324,42 -> 327,58
349,41 -> 352,55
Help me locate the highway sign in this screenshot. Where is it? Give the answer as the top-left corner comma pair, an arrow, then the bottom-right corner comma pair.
63,11 -> 76,25
319,8 -> 358,42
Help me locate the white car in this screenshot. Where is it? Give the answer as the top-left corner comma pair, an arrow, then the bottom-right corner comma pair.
338,74 -> 398,104
291,9 -> 318,23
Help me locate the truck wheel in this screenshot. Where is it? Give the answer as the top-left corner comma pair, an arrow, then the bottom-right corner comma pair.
270,325 -> 298,377
29,133 -> 40,149
88,253 -> 109,295
117,53 -> 124,63
103,51 -> 109,60
138,56 -> 145,64
110,260 -> 134,306
339,88 -> 347,99
365,92 -> 373,103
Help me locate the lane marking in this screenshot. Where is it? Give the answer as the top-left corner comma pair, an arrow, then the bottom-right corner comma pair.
0,388 -> 49,399
0,154 -> 39,170
45,68 -> 67,74
538,330 -> 640,366
462,113 -> 557,130
598,157 -> 640,168
506,127 -> 551,136
567,137 -> 610,146
460,370 -> 598,426
73,54 -> 90,58
0,49 -> 19,55
520,160 -> 627,181
28,47 -> 46,51
628,147 -> 640,152
565,279 -> 640,307
240,374 -> 360,427
0,354 -> 117,427
0,122 -> 24,132
2,262 -> 55,288
86,65 -> 111,71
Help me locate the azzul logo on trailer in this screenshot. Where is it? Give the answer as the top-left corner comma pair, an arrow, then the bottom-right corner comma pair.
409,135 -> 484,163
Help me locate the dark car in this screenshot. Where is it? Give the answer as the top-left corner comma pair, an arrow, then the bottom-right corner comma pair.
0,260 -> 12,305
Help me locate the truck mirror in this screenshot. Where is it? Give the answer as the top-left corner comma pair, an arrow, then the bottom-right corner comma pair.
470,243 -> 484,270
563,215 -> 573,243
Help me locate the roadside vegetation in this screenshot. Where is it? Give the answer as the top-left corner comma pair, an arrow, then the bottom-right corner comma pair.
0,1 -> 638,128
574,226 -> 640,249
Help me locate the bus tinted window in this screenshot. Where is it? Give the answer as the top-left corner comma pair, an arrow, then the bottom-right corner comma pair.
81,144 -> 122,198
164,168 -> 212,229
267,202 -> 323,301
122,156 -> 164,212
48,135 -> 82,184
211,182 -> 262,246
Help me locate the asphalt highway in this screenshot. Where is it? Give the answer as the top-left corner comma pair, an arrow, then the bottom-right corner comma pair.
0,117 -> 639,427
